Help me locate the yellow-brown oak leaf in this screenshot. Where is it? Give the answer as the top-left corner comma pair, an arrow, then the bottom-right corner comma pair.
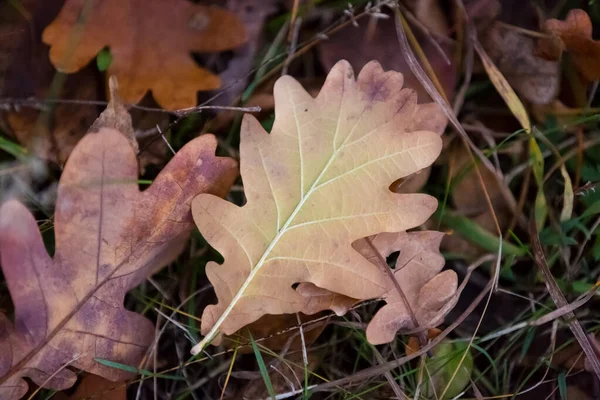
191,60 -> 443,353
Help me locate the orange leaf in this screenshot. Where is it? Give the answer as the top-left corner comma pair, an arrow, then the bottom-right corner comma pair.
191,60 -> 443,353
542,9 -> 600,81
0,88 -> 237,398
42,0 -> 247,110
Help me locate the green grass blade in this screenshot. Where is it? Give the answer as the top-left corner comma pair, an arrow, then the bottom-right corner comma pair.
249,331 -> 277,399
94,358 -> 185,381
437,212 -> 528,257
0,136 -> 27,159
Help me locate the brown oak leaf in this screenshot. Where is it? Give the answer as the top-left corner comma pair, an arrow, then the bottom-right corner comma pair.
0,93 -> 237,398
484,22 -> 559,105
191,60 -> 443,353
42,0 -> 247,110
540,9 -> 600,81
362,231 -> 457,345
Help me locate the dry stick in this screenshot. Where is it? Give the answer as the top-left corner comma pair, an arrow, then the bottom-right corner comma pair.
0,97 -> 262,116
394,8 -> 505,290
529,217 -> 600,381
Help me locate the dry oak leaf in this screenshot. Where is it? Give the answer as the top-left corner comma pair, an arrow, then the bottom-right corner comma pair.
361,231 -> 457,345
484,22 -> 559,105
42,0 -> 247,110
191,60 -> 443,354
542,9 -> 600,81
0,113 -> 237,397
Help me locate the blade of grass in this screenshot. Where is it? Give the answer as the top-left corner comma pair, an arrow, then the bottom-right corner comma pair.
219,345 -> 239,400
437,211 -> 528,257
249,331 -> 277,400
0,136 -> 28,159
94,358 -> 185,381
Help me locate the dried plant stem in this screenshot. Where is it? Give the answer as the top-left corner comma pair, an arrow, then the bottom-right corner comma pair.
529,217 -> 600,380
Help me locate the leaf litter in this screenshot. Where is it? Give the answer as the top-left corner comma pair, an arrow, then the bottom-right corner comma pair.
1,0 -> 600,399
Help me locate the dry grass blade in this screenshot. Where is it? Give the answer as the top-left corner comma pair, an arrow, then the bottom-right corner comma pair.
529,217 -> 600,380
393,8 -> 506,289
472,40 -> 531,133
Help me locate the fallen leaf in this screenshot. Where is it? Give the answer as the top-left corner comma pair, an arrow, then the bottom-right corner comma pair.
362,231 -> 457,345
483,22 -> 559,105
541,9 -> 600,81
42,0 -> 248,110
191,60 -> 443,352
0,90 -> 237,398
54,374 -> 126,400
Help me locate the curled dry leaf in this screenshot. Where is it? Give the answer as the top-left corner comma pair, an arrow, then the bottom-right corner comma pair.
0,91 -> 237,398
42,0 -> 247,110
540,9 -> 600,81
191,60 -> 443,353
359,231 -> 458,345
484,22 -> 559,105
